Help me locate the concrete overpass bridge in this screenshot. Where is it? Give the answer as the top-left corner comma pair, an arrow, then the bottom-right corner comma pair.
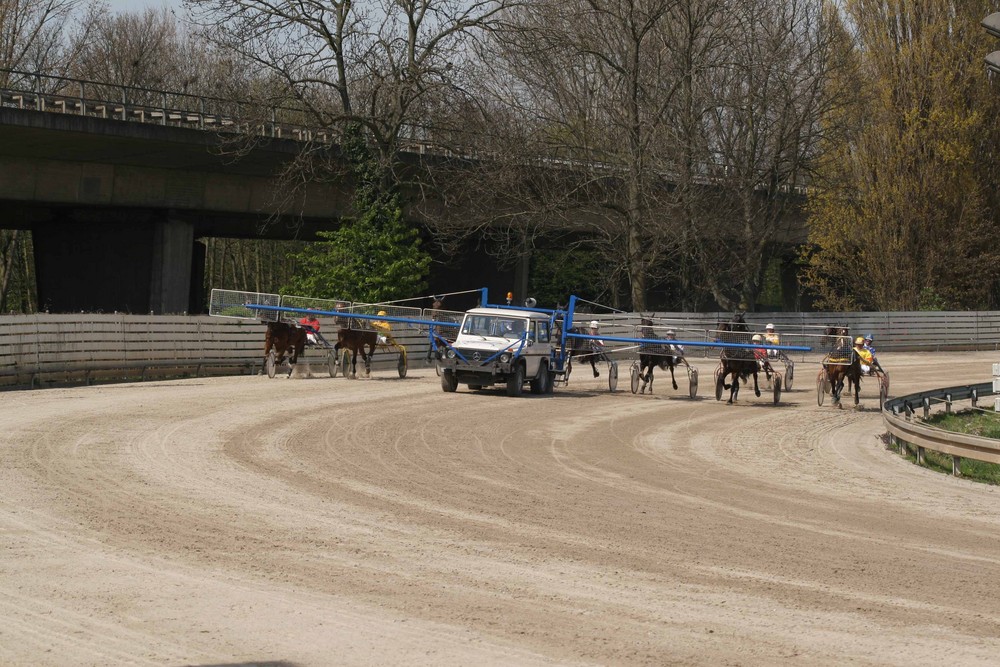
0,70 -> 808,314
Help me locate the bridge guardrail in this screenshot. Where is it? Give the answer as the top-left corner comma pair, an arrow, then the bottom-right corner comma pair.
883,382 -> 1000,473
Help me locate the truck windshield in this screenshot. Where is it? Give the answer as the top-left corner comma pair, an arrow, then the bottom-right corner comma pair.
461,315 -> 527,339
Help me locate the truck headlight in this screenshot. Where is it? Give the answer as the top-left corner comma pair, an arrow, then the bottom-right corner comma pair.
446,349 -> 456,359
499,353 -> 511,363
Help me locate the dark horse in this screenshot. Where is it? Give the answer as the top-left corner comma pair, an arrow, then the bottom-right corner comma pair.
335,327 -> 377,379
637,317 -> 682,394
564,326 -> 609,379
716,312 -> 761,404
263,321 -> 307,377
426,295 -> 458,363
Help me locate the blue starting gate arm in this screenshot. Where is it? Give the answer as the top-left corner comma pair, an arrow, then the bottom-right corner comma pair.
245,303 -> 461,329
564,331 -> 812,352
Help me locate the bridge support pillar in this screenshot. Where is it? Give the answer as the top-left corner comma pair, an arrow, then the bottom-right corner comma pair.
149,216 -> 194,314
33,212 -> 196,314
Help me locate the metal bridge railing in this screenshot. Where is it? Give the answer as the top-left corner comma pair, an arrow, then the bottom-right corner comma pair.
0,68 -> 336,142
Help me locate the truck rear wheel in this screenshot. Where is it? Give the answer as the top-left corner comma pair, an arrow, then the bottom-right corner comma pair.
506,364 -> 524,397
530,363 -> 550,394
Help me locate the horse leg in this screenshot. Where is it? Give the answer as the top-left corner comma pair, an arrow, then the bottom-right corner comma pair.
350,348 -> 358,379
669,363 -> 678,391
591,358 -> 599,378
364,341 -> 375,376
753,370 -> 761,398
832,377 -> 843,405
728,373 -> 738,404
641,362 -> 652,394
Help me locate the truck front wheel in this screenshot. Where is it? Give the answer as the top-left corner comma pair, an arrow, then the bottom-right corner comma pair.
441,369 -> 458,392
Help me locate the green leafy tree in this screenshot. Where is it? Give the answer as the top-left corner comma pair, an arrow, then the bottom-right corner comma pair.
285,128 -> 431,303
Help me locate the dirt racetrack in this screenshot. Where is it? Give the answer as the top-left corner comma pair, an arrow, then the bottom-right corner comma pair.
3,351 -> 1000,666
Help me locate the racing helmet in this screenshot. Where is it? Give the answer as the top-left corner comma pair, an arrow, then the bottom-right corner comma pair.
589,320 -> 600,329
864,333 -> 873,341
752,334 -> 763,342
765,323 -> 774,330
854,336 -> 864,345
665,329 -> 675,336
377,310 -> 387,316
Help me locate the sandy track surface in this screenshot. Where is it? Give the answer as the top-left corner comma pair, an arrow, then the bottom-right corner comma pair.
2,351 -> 1000,666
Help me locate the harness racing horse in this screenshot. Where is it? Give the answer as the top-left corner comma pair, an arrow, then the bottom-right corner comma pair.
637,317 -> 681,394
563,326 -> 611,379
263,321 -> 307,377
823,349 -> 862,407
426,295 -> 457,364
716,312 -> 761,404
335,327 -> 377,379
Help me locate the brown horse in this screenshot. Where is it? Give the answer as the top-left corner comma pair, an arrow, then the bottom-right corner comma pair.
716,312 -> 761,403
263,321 -> 307,377
335,327 -> 377,378
824,351 -> 862,407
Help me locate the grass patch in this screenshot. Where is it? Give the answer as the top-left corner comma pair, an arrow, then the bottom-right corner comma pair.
887,409 -> 1000,485
926,409 -> 1000,440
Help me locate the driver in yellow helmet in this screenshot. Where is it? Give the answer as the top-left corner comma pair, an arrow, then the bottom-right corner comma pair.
372,310 -> 393,345
854,336 -> 874,374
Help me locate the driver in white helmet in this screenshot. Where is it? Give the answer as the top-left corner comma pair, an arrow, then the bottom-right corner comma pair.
763,323 -> 781,359
751,333 -> 773,376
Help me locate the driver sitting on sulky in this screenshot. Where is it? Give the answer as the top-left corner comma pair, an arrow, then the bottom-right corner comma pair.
299,312 -> 322,345
764,323 -> 781,359
373,310 -> 392,345
861,334 -> 883,375
751,334 -> 773,377
854,337 -> 875,374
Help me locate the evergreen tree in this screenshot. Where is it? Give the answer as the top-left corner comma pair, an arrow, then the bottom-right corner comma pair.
285,127 -> 431,303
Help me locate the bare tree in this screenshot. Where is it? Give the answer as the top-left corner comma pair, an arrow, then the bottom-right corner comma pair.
429,0 -> 692,311
430,0 -> 838,311
183,0 -> 515,167
0,0 -> 91,84
682,0 -> 837,310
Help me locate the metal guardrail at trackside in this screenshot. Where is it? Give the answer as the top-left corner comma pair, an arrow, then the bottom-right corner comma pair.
883,382 -> 1000,473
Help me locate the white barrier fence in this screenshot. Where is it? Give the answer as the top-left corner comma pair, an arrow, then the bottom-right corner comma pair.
2,310 -> 1000,387
0,313 -> 431,387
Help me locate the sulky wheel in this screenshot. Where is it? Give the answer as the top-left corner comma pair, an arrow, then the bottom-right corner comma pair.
816,373 -> 826,406
715,373 -> 724,401
341,349 -> 352,378
327,350 -> 338,378
773,374 -> 782,404
785,362 -> 794,391
630,361 -> 640,394
397,350 -> 407,378
265,349 -> 277,379
688,367 -> 698,399
608,361 -> 618,392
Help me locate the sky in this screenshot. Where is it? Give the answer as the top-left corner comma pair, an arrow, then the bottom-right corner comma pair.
105,0 -> 183,13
